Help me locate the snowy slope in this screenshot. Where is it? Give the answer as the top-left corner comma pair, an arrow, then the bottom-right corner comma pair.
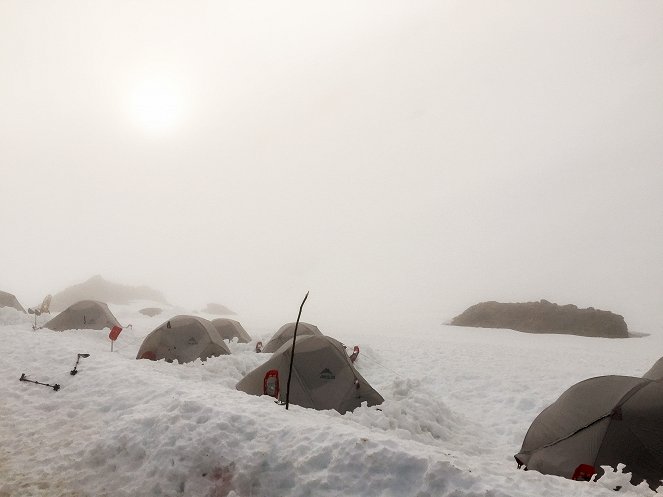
0,304 -> 660,497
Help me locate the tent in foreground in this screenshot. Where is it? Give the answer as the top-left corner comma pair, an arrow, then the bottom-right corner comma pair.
137,315 -> 231,363
44,300 -> 120,331
236,335 -> 383,414
0,290 -> 26,313
642,357 -> 663,381
262,322 -> 323,353
515,375 -> 663,489
211,318 -> 251,343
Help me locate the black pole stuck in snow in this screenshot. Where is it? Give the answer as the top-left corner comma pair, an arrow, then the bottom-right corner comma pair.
285,291 -> 309,411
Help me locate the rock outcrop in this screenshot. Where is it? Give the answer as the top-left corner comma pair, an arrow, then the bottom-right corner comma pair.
202,303 -> 236,315
51,275 -> 167,311
451,300 -> 628,338
139,307 -> 163,317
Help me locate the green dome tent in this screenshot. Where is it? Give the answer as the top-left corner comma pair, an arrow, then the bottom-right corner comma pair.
137,315 -> 231,363
44,300 -> 120,331
0,290 -> 26,313
236,335 -> 383,414
642,357 -> 663,381
262,322 -> 323,353
515,375 -> 663,489
211,318 -> 251,343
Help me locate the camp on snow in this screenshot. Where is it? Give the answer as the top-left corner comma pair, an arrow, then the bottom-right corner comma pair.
0,290 -> 26,313
43,300 -> 121,331
262,321 -> 323,353
515,375 -> 663,489
211,318 -> 251,343
236,334 -> 383,414
137,315 -> 231,363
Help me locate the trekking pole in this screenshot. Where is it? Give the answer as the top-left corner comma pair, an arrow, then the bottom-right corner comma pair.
285,291 -> 309,410
70,353 -> 90,375
19,373 -> 60,391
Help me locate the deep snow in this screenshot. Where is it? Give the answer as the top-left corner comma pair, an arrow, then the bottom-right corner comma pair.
0,303 -> 661,497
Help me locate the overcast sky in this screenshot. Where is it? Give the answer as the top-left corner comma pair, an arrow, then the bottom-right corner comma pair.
1,1 -> 662,332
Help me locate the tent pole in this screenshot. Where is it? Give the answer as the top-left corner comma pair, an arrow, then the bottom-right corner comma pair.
285,291 -> 309,410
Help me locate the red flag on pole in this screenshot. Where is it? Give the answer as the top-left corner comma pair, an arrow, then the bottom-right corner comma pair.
109,326 -> 123,341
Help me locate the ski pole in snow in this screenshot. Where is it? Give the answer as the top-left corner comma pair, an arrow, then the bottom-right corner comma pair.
70,353 -> 90,375
285,291 -> 309,411
19,373 -> 60,391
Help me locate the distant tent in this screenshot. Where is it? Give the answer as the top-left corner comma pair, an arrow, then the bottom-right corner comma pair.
642,357 -> 663,381
137,315 -> 231,364
236,335 -> 383,413
515,375 -> 663,489
0,291 -> 26,313
262,322 -> 323,353
44,300 -> 120,331
211,318 -> 251,343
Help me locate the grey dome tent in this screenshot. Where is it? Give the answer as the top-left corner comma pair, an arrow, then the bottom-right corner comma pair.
137,315 -> 231,363
642,358 -> 663,381
44,300 -> 120,331
236,335 -> 383,414
0,290 -> 26,313
262,322 -> 322,353
515,375 -> 663,489
211,318 -> 251,343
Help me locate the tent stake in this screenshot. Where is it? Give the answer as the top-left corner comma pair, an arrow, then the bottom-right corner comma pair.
285,291 -> 309,410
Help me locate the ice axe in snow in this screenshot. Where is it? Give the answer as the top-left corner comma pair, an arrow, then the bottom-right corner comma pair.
19,373 -> 60,391
70,353 -> 90,375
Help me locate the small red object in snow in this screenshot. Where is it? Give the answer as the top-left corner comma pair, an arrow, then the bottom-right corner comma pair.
350,345 -> 360,363
109,326 -> 123,341
140,351 -> 157,361
572,464 -> 595,481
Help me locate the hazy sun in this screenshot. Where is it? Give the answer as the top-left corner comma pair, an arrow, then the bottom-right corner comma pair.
128,78 -> 183,134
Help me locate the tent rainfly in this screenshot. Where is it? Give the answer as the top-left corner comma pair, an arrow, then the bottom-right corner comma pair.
137,315 -> 231,363
515,375 -> 663,489
262,322 -> 323,353
642,357 -> 663,381
0,290 -> 26,313
236,334 -> 383,414
211,318 -> 251,343
43,300 -> 120,331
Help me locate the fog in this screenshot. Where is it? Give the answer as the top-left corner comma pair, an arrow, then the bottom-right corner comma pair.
2,1 -> 662,332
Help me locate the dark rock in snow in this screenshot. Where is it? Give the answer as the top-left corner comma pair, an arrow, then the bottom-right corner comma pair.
202,303 -> 236,315
139,307 -> 163,317
51,275 -> 168,311
451,300 -> 628,338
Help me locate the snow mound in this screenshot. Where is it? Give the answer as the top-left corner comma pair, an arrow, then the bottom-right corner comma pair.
0,306 -> 31,326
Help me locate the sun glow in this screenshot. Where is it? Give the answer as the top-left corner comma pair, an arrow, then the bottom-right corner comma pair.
128,78 -> 183,134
